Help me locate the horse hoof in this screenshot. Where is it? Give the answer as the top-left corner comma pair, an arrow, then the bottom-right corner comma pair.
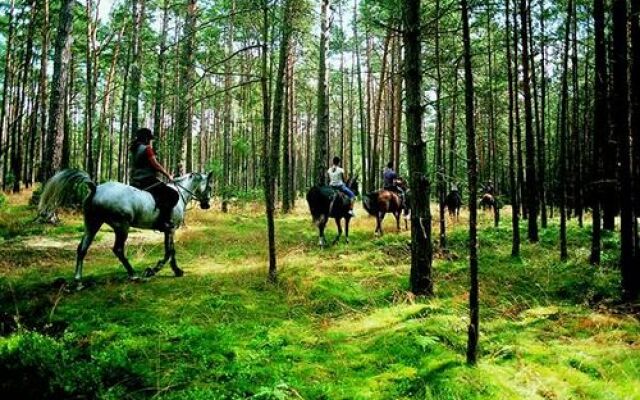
143,268 -> 156,278
173,268 -> 184,277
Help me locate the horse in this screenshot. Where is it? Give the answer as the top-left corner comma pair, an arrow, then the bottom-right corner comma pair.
306,176 -> 360,247
479,193 -> 497,213
363,179 -> 410,236
444,190 -> 463,220
38,169 -> 213,287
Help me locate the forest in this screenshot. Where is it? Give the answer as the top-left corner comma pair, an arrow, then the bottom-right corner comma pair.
0,0 -> 639,398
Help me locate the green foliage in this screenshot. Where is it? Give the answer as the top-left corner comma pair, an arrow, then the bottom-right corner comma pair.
0,200 -> 638,399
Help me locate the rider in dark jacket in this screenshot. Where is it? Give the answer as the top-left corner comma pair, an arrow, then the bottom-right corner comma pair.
383,162 -> 405,202
129,128 -> 179,232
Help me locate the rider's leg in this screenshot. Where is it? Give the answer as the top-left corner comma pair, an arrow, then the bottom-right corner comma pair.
341,185 -> 356,216
151,185 -> 179,231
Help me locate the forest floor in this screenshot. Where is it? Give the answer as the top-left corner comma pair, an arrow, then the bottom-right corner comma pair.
0,189 -> 639,400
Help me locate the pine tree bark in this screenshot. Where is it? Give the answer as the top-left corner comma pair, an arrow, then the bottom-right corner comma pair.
559,0 -> 573,261
43,0 -> 73,180
404,0 -> 433,296
129,0 -> 145,142
175,0 -> 197,175
612,0 -> 637,300
314,0 -> 330,186
506,0 -> 520,257
461,0 -> 479,365
519,0 -> 539,241
590,0 -> 607,265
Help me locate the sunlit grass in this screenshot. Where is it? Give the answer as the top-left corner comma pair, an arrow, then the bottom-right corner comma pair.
0,189 -> 638,399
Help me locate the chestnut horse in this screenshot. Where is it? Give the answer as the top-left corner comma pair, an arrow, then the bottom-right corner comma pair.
363,179 -> 410,236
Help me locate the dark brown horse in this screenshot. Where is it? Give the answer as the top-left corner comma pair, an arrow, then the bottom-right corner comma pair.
444,190 -> 463,220
479,193 -> 497,213
306,177 -> 360,247
363,179 -> 410,236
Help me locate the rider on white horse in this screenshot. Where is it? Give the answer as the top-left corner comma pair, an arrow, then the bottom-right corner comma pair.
129,128 -> 178,232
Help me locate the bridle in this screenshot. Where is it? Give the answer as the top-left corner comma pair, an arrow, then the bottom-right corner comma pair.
172,178 -> 211,207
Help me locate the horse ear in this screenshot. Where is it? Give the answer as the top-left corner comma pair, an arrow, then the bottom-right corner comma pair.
207,171 -> 214,182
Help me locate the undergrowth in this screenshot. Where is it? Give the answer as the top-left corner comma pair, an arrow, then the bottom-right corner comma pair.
0,194 -> 638,399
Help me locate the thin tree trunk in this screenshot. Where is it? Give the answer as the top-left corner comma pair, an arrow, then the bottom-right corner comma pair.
559,0 -> 572,261
520,0 -> 539,242
461,0 -> 479,365
506,0 -> 520,257
314,0 -> 330,186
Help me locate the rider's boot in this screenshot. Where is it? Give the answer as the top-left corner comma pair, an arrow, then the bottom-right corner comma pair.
154,207 -> 175,232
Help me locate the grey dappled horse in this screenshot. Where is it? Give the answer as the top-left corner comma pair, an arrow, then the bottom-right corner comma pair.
38,169 -> 213,287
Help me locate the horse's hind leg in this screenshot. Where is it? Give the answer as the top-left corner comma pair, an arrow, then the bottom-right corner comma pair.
395,211 -> 401,233
345,218 -> 350,244
75,216 -> 103,284
168,232 -> 183,277
112,225 -> 136,279
145,231 -> 177,277
332,218 -> 342,245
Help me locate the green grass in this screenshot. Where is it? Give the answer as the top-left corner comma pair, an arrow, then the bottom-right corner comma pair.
0,194 -> 638,399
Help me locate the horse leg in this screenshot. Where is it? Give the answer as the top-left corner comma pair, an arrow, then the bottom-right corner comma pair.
332,218 -> 342,245
144,231 -> 175,277
168,232 -> 183,277
378,212 -> 386,236
112,225 -> 136,280
74,216 -> 103,287
319,220 -> 327,247
345,217 -> 350,244
395,211 -> 401,233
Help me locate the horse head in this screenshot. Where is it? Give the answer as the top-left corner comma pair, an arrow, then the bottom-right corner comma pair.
186,171 -> 213,209
348,174 -> 360,197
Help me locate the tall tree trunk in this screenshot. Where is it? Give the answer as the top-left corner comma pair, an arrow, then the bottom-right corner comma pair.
37,0 -> 50,182
461,0 -> 479,365
435,0 -> 446,249
175,0 -> 197,175
612,0 -> 637,300
506,0 -> 520,257
11,0 -> 36,192
404,0 -> 433,296
570,0 -> 583,227
314,0 -> 330,186
43,0 -> 73,180
0,0 -> 16,188
153,0 -> 170,150
129,0 -> 145,144
559,0 -> 573,261
538,0 -> 547,228
354,0 -> 367,191
590,0 -> 607,265
520,0 -> 539,241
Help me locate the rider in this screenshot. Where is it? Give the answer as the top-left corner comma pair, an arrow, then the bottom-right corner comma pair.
383,161 -> 405,203
483,180 -> 495,196
129,128 -> 179,232
328,156 -> 356,216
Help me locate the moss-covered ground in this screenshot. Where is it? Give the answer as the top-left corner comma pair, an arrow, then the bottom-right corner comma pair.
0,190 -> 638,399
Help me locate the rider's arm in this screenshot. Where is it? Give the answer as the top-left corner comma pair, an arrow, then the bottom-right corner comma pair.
146,146 -> 173,180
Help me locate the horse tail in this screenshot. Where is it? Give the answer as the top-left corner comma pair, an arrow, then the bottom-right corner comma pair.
362,192 -> 378,216
38,169 -> 96,217
306,186 -> 330,226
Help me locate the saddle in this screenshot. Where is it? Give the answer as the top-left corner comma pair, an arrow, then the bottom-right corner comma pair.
329,187 -> 351,207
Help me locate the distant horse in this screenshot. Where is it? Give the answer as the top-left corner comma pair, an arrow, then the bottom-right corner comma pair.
363,179 -> 410,236
479,193 -> 497,213
306,176 -> 360,246
444,190 -> 463,220
38,169 -> 213,287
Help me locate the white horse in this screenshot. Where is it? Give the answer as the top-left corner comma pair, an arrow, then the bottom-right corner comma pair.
38,169 -> 213,286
